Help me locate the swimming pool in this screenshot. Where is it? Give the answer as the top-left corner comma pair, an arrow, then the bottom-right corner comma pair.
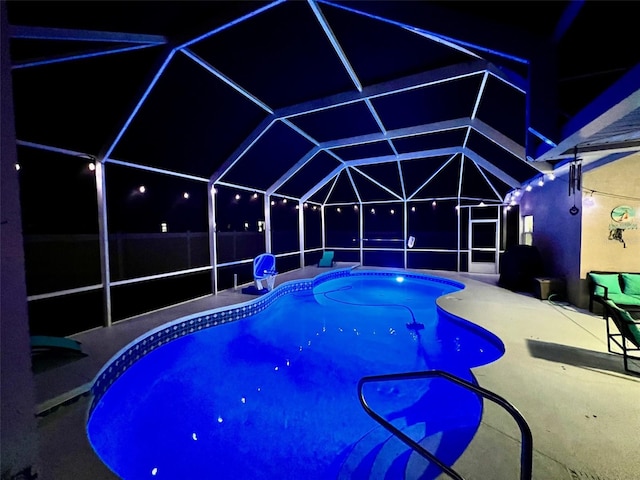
87,269 -> 504,479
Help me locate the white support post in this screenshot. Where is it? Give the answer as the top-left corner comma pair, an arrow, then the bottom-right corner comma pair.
403,200 -> 408,269
359,203 -> 364,265
95,161 -> 112,327
321,204 -> 326,251
298,200 -> 305,268
264,194 -> 272,254
208,182 -> 218,294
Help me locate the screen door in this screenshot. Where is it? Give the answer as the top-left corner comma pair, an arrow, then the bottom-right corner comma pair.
468,219 -> 499,273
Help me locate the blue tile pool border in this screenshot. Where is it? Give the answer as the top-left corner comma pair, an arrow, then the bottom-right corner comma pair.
87,268 -> 465,416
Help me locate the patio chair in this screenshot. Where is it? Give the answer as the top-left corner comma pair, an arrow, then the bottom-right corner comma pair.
604,300 -> 640,375
30,335 -> 84,355
253,253 -> 277,291
318,250 -> 334,268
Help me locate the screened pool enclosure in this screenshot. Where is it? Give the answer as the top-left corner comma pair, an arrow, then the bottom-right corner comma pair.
9,1 -> 637,336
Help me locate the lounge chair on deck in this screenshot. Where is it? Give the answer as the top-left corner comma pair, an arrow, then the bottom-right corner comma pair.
604,300 -> 640,375
318,250 -> 334,268
30,335 -> 84,356
253,253 -> 277,291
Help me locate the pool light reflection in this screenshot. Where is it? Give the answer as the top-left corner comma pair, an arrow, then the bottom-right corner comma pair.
396,276 -> 404,283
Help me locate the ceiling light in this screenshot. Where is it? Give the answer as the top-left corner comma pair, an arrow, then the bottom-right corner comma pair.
525,185 -> 532,192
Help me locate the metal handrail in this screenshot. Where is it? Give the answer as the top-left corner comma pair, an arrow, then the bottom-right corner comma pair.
357,369 -> 533,480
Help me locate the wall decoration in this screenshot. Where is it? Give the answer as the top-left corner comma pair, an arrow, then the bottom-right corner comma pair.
609,205 -> 637,248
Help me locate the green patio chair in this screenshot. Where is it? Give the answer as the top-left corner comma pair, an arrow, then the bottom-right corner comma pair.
318,250 -> 334,268
604,300 -> 640,375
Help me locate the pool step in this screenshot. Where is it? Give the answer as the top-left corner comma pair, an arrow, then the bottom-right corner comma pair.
337,420 -> 442,479
404,431 -> 445,479
337,419 -> 406,479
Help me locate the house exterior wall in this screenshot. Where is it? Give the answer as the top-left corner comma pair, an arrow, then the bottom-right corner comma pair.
579,153 -> 640,286
519,169 -> 582,304
519,153 -> 640,309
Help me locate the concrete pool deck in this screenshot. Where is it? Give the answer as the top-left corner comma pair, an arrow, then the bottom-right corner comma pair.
33,265 -> 639,479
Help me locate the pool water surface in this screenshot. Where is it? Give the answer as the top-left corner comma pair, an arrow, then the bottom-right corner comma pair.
87,271 -> 504,479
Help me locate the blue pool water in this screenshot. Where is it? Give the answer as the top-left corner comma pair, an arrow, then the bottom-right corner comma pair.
87,271 -> 504,479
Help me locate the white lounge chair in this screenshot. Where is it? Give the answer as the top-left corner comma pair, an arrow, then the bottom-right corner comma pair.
253,253 -> 278,291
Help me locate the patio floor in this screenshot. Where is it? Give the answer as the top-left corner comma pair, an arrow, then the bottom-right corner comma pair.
33,264 -> 640,480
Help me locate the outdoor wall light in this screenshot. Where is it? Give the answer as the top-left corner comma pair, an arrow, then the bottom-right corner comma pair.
88,163 -> 96,171
525,185 -> 532,192
411,206 -> 416,212
253,192 -> 258,199
370,208 -> 375,214
139,185 -> 146,194
235,194 -> 241,200
432,201 -> 436,207
537,179 -> 544,187
15,163 -> 20,171
282,198 -> 287,204
390,209 -> 395,214
336,207 -> 341,212
183,192 -> 189,199
271,200 -> 275,206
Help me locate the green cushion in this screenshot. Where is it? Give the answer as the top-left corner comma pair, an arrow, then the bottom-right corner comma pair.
606,301 -> 640,347
589,273 -> 622,297
607,293 -> 640,306
621,273 -> 640,296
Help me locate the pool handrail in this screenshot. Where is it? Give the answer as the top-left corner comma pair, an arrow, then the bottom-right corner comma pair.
357,369 -> 533,480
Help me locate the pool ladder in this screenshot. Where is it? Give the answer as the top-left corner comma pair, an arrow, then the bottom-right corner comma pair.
357,369 -> 533,480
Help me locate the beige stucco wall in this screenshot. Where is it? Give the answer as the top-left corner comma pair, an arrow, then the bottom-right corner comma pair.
580,153 -> 640,277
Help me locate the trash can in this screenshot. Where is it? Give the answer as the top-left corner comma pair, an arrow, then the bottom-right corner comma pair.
533,277 -> 565,300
